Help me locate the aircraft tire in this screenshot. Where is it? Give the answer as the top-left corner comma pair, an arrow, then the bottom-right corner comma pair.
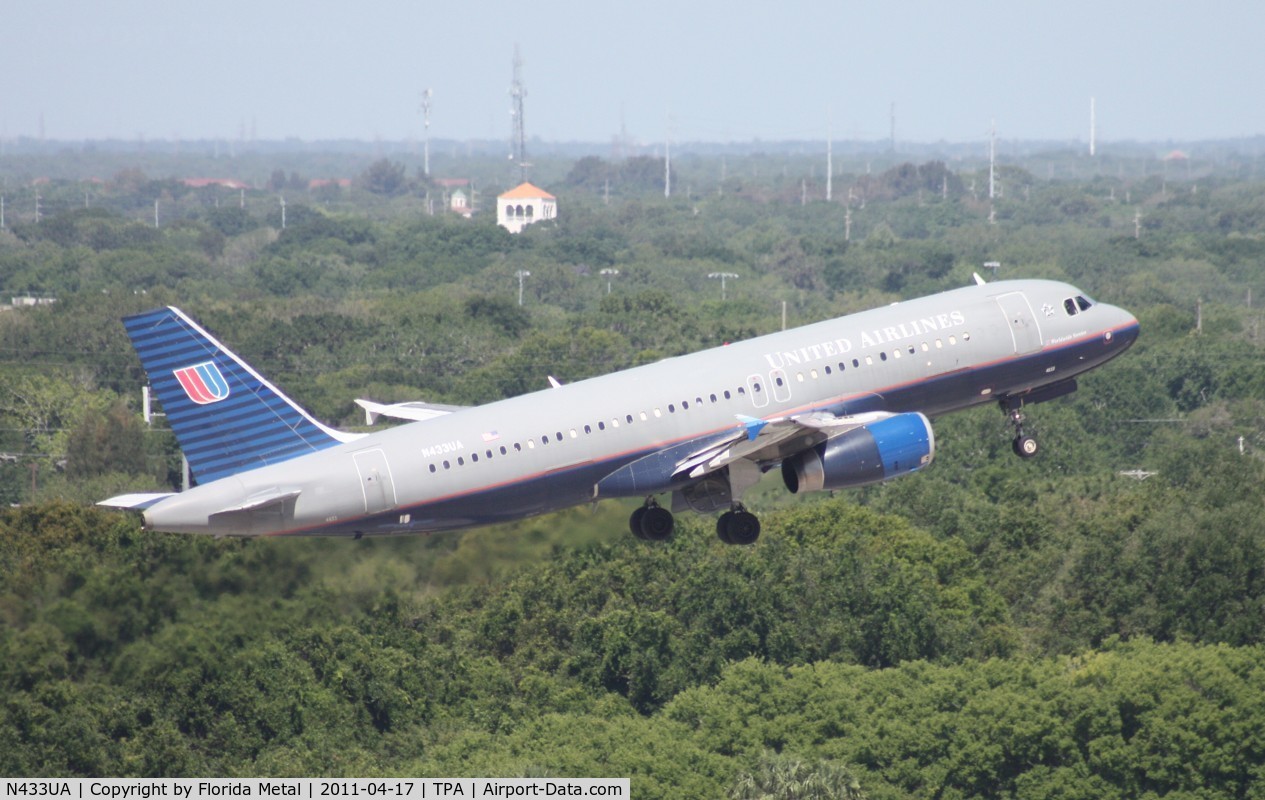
716,513 -> 734,544
717,510 -> 760,545
727,511 -> 761,545
639,506 -> 675,541
629,506 -> 649,539
1013,435 -> 1039,459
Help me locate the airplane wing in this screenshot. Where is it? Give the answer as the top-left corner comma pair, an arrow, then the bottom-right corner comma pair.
672,411 -> 895,482
355,398 -> 467,425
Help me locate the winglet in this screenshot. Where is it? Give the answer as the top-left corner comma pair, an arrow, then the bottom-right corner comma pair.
735,414 -> 768,441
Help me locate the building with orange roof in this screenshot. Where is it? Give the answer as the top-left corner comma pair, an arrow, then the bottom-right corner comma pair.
497,182 -> 556,233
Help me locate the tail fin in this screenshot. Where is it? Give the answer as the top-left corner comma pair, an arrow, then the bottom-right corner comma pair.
124,307 -> 360,483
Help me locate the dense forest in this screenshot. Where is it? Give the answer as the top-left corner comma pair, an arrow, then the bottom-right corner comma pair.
3,142 -> 1265,797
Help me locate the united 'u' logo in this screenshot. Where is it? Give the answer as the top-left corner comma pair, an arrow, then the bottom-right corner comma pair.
173,361 -> 230,404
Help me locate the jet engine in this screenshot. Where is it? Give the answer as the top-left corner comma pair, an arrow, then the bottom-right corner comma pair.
782,412 -> 935,493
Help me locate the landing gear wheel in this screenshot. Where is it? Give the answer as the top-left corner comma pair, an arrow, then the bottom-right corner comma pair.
717,508 -> 761,545
639,506 -> 675,541
629,506 -> 649,540
1001,400 -> 1039,460
1013,435 -> 1039,459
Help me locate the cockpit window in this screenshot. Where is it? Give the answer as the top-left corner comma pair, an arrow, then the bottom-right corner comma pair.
1064,295 -> 1095,316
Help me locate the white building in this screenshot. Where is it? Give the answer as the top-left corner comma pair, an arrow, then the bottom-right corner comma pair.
497,182 -> 556,233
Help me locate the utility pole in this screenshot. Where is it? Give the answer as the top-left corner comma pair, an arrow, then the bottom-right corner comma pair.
889,102 -> 896,154
708,272 -> 739,301
515,269 -> 530,306
988,119 -> 997,224
826,116 -> 833,202
280,195 -> 286,229
664,114 -> 672,199
1089,96 -> 1096,157
419,88 -> 433,178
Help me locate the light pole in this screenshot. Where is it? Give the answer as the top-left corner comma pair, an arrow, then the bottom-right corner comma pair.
599,268 -> 620,294
708,271 -> 739,301
515,269 -> 531,306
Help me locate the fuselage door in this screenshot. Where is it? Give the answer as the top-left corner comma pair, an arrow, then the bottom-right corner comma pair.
769,368 -> 792,404
995,292 -> 1043,355
746,374 -> 770,408
353,448 -> 398,514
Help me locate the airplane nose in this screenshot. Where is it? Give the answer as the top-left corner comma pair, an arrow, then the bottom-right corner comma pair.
1107,306 -> 1140,349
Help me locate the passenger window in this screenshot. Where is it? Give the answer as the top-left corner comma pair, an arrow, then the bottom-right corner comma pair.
429,464 -> 437,473
626,414 -> 634,424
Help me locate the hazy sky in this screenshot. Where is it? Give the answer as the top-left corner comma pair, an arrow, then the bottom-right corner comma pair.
4,0 -> 1262,145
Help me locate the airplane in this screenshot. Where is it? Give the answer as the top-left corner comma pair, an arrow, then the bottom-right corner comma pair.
101,277 -> 1139,544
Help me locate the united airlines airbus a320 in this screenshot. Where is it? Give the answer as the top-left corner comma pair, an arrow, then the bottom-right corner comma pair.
102,277 -> 1138,545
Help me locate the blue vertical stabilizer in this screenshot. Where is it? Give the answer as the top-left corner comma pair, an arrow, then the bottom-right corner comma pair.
124,307 -> 357,483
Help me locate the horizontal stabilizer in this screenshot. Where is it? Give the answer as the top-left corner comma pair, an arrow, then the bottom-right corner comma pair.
98,492 -> 176,511
355,398 -> 465,425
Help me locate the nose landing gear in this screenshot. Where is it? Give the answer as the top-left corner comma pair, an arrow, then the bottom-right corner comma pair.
1003,401 -> 1039,459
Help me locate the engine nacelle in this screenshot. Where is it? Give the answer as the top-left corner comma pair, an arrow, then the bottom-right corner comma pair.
782,412 -> 935,493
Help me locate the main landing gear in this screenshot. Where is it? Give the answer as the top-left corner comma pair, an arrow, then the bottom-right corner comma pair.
627,498 -> 762,545
629,498 -> 675,541
716,504 -> 761,545
1002,401 -> 1040,459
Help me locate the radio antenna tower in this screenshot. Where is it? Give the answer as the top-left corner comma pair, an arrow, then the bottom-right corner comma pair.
509,45 -> 529,182
420,88 -> 433,177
